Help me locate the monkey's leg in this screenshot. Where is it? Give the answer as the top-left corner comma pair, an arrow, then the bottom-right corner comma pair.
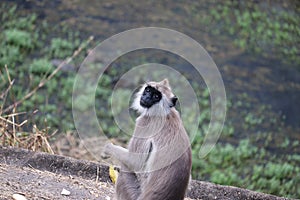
102,143 -> 149,171
115,166 -> 141,200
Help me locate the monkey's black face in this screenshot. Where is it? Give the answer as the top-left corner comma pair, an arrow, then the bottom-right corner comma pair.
140,86 -> 162,108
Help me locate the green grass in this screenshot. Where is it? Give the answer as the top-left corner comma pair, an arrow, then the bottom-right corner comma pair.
192,137 -> 300,198
0,4 -> 84,132
201,1 -> 300,66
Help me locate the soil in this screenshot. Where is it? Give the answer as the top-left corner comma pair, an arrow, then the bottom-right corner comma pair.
0,146 -> 113,200
0,164 -> 114,200
0,146 -> 294,200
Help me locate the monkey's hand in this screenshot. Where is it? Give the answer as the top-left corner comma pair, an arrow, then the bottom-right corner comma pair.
101,143 -> 113,159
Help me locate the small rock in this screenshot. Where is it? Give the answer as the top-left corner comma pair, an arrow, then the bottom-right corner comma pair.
61,188 -> 71,196
12,194 -> 27,200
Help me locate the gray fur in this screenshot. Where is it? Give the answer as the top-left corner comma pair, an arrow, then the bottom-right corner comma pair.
102,79 -> 192,200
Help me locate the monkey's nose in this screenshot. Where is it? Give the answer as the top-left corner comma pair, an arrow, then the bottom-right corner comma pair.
170,96 -> 178,107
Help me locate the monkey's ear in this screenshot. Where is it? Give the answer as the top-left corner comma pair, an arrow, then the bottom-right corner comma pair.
160,78 -> 170,87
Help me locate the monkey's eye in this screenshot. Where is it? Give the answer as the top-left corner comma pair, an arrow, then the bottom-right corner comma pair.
145,88 -> 150,92
153,94 -> 159,99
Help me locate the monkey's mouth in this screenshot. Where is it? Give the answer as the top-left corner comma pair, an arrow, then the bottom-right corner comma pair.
140,99 -> 151,108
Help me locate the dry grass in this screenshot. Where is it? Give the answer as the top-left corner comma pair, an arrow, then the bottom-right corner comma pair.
0,36 -> 94,153
0,65 -> 55,153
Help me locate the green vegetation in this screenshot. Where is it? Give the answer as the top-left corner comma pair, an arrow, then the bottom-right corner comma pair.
190,88 -> 300,198
0,4 -> 85,132
202,1 -> 300,66
50,38 -> 80,58
1,2 -> 299,199
192,137 -> 300,197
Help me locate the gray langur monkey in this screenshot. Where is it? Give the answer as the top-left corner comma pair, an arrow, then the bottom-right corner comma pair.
101,79 -> 192,200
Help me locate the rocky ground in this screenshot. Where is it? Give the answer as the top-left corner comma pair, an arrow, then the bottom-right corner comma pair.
0,146 -> 293,200
0,163 -> 114,200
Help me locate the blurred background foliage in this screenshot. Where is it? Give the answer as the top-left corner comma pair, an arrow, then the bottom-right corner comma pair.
0,1 -> 299,198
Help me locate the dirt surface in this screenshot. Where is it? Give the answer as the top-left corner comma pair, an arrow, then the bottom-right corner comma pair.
0,164 -> 114,200
0,146 -> 294,200
0,146 -> 114,200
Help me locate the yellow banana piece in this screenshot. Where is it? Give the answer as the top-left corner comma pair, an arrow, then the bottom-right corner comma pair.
109,165 -> 118,184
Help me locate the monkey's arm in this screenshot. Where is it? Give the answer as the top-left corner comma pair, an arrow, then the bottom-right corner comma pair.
101,143 -> 151,172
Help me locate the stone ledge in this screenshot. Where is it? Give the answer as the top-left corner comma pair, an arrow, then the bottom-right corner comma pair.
0,146 -> 294,200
